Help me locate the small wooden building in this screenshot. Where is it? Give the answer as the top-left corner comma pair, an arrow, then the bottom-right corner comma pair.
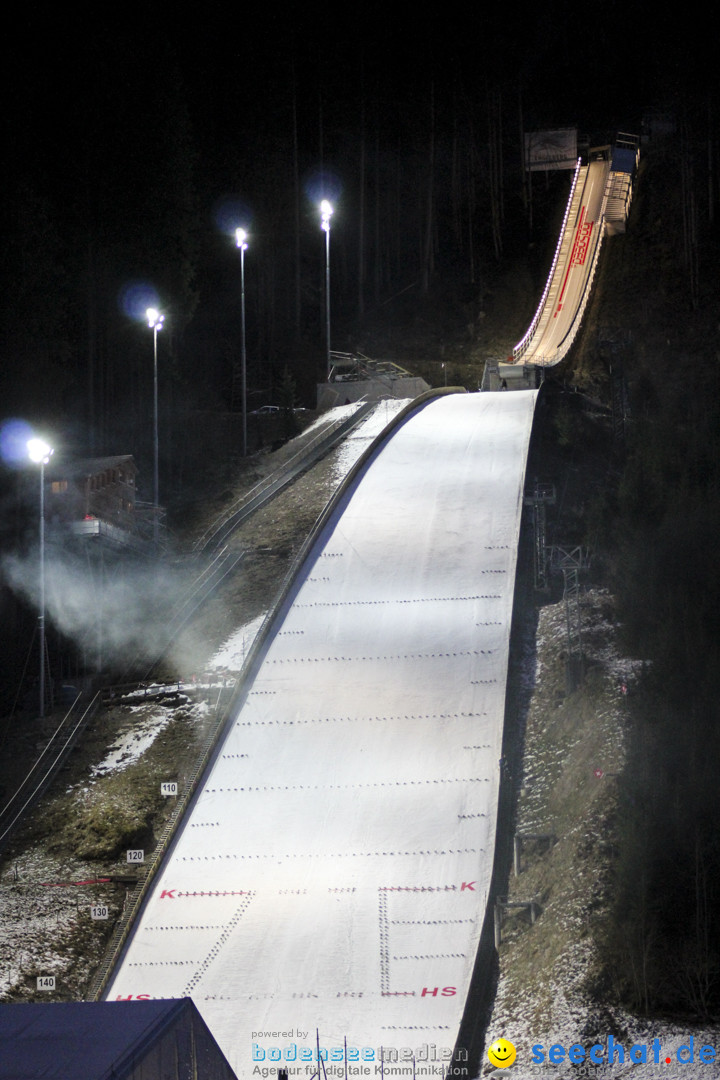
47,455 -> 138,526
42,455 -> 157,549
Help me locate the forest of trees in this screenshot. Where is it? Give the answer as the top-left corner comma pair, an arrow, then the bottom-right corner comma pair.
1,5 -> 698,483
0,16 -> 551,485
579,110 -> 720,1016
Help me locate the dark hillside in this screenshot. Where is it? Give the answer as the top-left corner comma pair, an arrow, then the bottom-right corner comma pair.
566,128 -> 720,1018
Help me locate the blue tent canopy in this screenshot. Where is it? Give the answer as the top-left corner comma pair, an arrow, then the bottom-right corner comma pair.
0,999 -> 237,1079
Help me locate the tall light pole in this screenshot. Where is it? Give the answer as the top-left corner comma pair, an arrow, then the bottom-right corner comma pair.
146,307 -> 165,551
27,437 -> 53,718
320,199 -> 333,379
235,228 -> 249,456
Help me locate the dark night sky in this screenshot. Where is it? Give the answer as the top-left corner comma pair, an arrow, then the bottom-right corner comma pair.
4,3 -> 695,192
0,2 -> 708,444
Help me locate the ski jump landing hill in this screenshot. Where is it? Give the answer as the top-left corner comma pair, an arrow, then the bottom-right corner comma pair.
105,390 -> 538,1077
104,140 -> 632,1078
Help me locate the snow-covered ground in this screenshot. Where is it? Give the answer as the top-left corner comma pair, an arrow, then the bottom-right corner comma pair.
207,616 -> 267,676
90,709 -> 178,778
328,398 -> 415,482
104,391 -> 538,1078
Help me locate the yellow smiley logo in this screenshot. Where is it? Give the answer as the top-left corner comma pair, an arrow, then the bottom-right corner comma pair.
487,1038 -> 516,1068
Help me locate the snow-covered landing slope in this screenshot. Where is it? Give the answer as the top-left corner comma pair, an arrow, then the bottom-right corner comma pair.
105,391 -> 538,1077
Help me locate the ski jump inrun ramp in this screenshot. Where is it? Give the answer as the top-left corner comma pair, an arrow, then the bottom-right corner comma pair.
105,155 -> 616,1076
